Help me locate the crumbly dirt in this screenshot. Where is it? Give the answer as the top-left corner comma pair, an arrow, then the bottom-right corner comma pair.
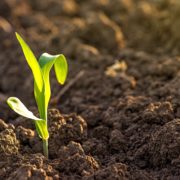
0,0 -> 180,179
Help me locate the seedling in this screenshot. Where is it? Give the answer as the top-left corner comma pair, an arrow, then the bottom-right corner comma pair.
7,33 -> 68,158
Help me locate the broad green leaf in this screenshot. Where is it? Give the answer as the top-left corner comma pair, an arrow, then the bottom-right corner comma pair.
15,33 -> 43,92
15,32 -> 45,120
7,97 -> 49,140
39,53 -> 68,110
7,97 -> 43,121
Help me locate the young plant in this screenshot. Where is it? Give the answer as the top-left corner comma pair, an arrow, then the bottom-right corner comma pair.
7,33 -> 68,158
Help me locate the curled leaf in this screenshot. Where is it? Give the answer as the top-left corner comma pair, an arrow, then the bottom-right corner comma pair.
39,52 -> 68,110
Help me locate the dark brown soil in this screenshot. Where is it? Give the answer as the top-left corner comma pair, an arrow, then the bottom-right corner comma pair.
0,0 -> 180,179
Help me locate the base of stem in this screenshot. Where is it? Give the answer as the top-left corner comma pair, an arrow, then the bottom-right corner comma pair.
43,139 -> 48,158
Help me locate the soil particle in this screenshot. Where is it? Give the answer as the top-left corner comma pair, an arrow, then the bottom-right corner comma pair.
89,163 -> 129,180
48,0 -> 79,17
58,153 -> 99,176
0,118 -> 9,131
58,141 -> 85,159
80,12 -> 125,53
0,0 -> 11,18
109,129 -> 127,153
148,119 -> 180,168
73,43 -> 106,68
49,109 -> 87,143
7,154 -> 59,180
48,109 -> 87,158
82,138 -> 108,160
28,0 -> 79,16
91,125 -> 110,141
55,141 -> 99,177
141,101 -> 174,125
80,105 -> 105,127
16,126 -> 35,145
0,125 -> 19,158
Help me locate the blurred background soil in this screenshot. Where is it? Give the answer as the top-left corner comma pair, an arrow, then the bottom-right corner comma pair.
0,0 -> 180,179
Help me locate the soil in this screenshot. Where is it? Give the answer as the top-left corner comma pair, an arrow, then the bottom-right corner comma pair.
0,0 -> 180,179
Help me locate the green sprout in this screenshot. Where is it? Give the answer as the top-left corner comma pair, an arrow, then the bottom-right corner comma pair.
7,33 -> 68,158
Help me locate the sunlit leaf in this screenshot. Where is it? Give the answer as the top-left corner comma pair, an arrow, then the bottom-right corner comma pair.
15,32 -> 43,92
15,32 -> 45,120
39,52 -> 68,110
7,97 -> 43,121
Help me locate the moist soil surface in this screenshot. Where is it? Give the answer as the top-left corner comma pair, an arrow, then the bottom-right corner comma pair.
0,0 -> 180,179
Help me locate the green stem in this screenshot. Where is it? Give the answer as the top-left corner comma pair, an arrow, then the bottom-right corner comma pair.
42,109 -> 48,158
43,139 -> 48,158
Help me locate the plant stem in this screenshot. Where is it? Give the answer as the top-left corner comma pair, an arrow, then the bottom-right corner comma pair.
43,139 -> 48,158
42,110 -> 48,158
